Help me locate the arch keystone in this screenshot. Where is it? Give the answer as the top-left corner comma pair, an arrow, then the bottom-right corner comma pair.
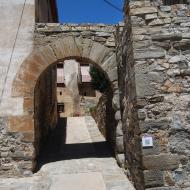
81,38 -> 93,58
52,36 -> 82,59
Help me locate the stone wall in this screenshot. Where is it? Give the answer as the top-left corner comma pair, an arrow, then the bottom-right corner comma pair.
93,89 -> 117,154
34,64 -> 57,167
93,95 -> 107,137
0,117 -> 34,177
34,23 -> 124,158
1,23 -> 124,177
34,23 -> 116,50
116,5 -> 145,189
0,65 -> 57,177
118,0 -> 190,189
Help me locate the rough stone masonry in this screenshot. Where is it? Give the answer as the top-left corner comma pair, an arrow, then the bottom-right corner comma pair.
0,22 -> 125,178
1,1 -> 190,190
117,0 -> 190,189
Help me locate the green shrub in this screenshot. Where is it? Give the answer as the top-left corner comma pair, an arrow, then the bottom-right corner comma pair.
89,65 -> 109,93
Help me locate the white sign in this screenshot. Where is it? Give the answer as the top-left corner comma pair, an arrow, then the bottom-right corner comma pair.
142,136 -> 153,147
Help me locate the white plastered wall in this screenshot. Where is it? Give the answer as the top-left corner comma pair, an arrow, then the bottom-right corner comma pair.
0,0 -> 35,116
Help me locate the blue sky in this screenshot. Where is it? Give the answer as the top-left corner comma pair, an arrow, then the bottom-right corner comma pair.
56,0 -> 123,24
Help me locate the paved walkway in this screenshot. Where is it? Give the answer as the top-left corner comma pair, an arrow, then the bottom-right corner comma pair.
0,116 -> 135,190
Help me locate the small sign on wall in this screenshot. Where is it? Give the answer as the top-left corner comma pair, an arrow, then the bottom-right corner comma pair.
142,136 -> 153,148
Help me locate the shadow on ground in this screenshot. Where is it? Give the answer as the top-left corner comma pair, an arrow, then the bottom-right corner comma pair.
35,117 -> 113,172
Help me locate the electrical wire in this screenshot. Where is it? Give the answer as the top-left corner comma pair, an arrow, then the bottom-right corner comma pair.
103,0 -> 123,13
0,0 -> 27,105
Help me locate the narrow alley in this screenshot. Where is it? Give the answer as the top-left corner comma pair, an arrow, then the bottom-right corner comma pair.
0,116 -> 134,190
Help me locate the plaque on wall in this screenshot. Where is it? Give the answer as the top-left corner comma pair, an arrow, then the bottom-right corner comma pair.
142,136 -> 153,148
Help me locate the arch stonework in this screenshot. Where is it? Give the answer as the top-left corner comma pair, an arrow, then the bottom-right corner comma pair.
9,36 -> 120,166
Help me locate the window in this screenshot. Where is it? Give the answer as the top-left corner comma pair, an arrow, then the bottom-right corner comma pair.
163,0 -> 187,5
57,103 -> 65,113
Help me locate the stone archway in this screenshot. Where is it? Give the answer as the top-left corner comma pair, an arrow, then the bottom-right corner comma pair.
10,36 -> 123,171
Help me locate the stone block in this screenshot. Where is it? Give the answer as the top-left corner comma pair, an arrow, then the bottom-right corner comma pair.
95,32 -> 111,37
8,116 -> 34,133
173,40 -> 190,51
172,17 -> 190,24
101,54 -> 117,72
12,80 -> 34,97
12,151 -> 33,161
136,98 -> 147,108
135,74 -> 156,98
147,96 -> 164,103
158,11 -> 171,18
139,118 -> 171,132
145,14 -> 158,20
167,84 -> 182,93
153,41 -> 171,50
148,72 -> 164,83
89,42 -> 111,64
152,33 -> 182,42
132,28 -> 148,35
160,6 -> 172,12
146,187 -> 179,190
52,37 -> 82,59
144,170 -> 164,188
50,40 -> 65,59
38,45 -> 57,65
138,109 -> 146,120
148,19 -> 164,26
21,131 -> 34,143
1,152 -> 9,158
168,55 -> 186,64
134,49 -> 165,60
130,7 -> 158,16
116,136 -> 124,153
22,55 -> 46,78
115,111 -> 121,121
112,93 -> 120,110
182,33 -> 190,39
131,16 -> 146,26
133,40 -> 152,49
143,153 -> 179,170
116,121 -> 123,137
116,153 -> 125,166
181,69 -> 190,76
106,41 -> 115,47
17,71 -> 38,90
23,97 -> 34,114
82,38 -> 93,58
108,67 -> 118,82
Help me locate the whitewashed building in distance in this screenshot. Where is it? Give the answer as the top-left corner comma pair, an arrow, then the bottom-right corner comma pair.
56,60 -> 98,116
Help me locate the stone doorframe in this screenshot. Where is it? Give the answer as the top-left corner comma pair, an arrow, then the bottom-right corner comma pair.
10,36 -> 122,164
